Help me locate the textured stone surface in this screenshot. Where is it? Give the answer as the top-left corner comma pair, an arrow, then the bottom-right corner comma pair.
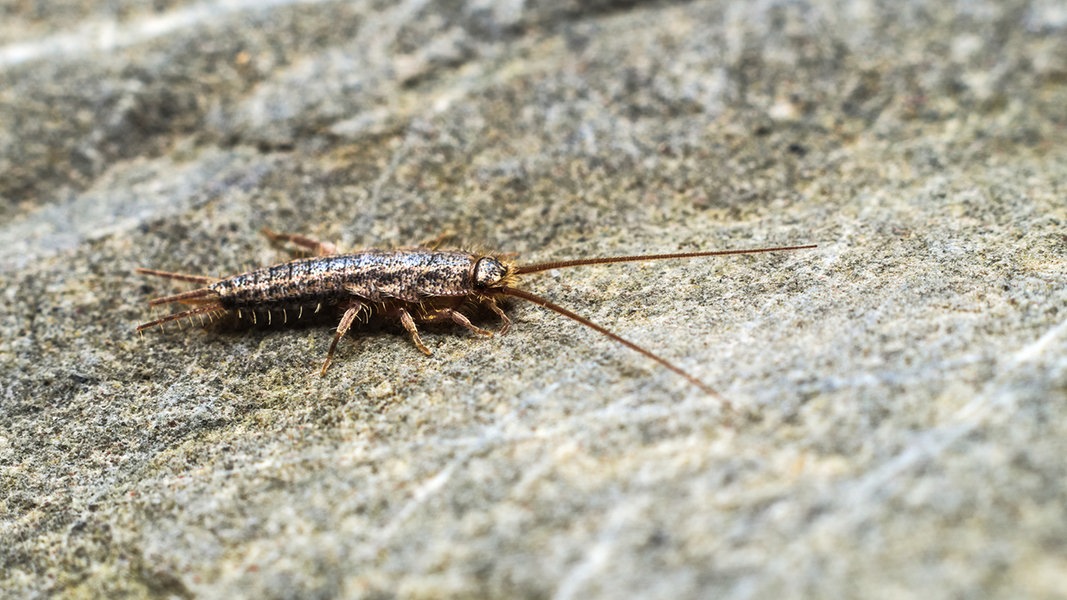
1,0 -> 1065,598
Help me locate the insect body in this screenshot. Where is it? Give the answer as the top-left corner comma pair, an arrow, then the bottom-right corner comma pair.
137,230 -> 816,396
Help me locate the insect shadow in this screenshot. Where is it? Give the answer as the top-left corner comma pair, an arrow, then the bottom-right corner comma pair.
137,229 -> 816,399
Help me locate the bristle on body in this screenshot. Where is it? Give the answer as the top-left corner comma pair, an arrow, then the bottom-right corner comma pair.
136,304 -> 226,332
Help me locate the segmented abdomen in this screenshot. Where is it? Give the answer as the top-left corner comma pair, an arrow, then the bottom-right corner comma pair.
210,250 -> 477,309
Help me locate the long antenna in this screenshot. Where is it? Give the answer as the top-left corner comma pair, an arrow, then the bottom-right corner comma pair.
499,286 -> 726,405
135,267 -> 217,284
515,244 -> 817,275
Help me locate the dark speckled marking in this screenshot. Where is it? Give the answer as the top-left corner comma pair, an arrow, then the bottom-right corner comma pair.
211,250 -> 479,309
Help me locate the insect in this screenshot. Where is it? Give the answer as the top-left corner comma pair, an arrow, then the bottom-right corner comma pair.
136,229 -> 816,396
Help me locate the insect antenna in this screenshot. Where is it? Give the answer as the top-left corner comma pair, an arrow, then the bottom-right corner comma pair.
514,244 -> 818,274
498,286 -> 725,403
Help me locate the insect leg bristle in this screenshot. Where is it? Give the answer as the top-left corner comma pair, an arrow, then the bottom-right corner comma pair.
498,286 -> 725,403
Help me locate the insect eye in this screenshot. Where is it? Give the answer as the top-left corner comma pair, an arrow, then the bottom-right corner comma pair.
473,257 -> 506,288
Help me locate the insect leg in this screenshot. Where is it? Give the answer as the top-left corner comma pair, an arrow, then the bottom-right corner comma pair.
447,311 -> 493,337
262,227 -> 338,257
321,301 -> 363,375
419,308 -> 494,337
483,297 -> 512,334
416,231 -> 456,249
398,308 -> 433,356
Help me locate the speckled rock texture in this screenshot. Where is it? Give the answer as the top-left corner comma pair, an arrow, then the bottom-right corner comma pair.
2,1 -> 1065,598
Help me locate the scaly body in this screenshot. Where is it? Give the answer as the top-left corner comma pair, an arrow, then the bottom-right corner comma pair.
214,250 -> 480,308
137,229 -> 817,398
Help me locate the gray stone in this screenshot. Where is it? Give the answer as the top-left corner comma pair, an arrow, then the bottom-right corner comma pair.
1,0 -> 1065,598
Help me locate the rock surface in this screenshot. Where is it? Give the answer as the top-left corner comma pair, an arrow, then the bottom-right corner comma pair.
1,0 -> 1065,597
